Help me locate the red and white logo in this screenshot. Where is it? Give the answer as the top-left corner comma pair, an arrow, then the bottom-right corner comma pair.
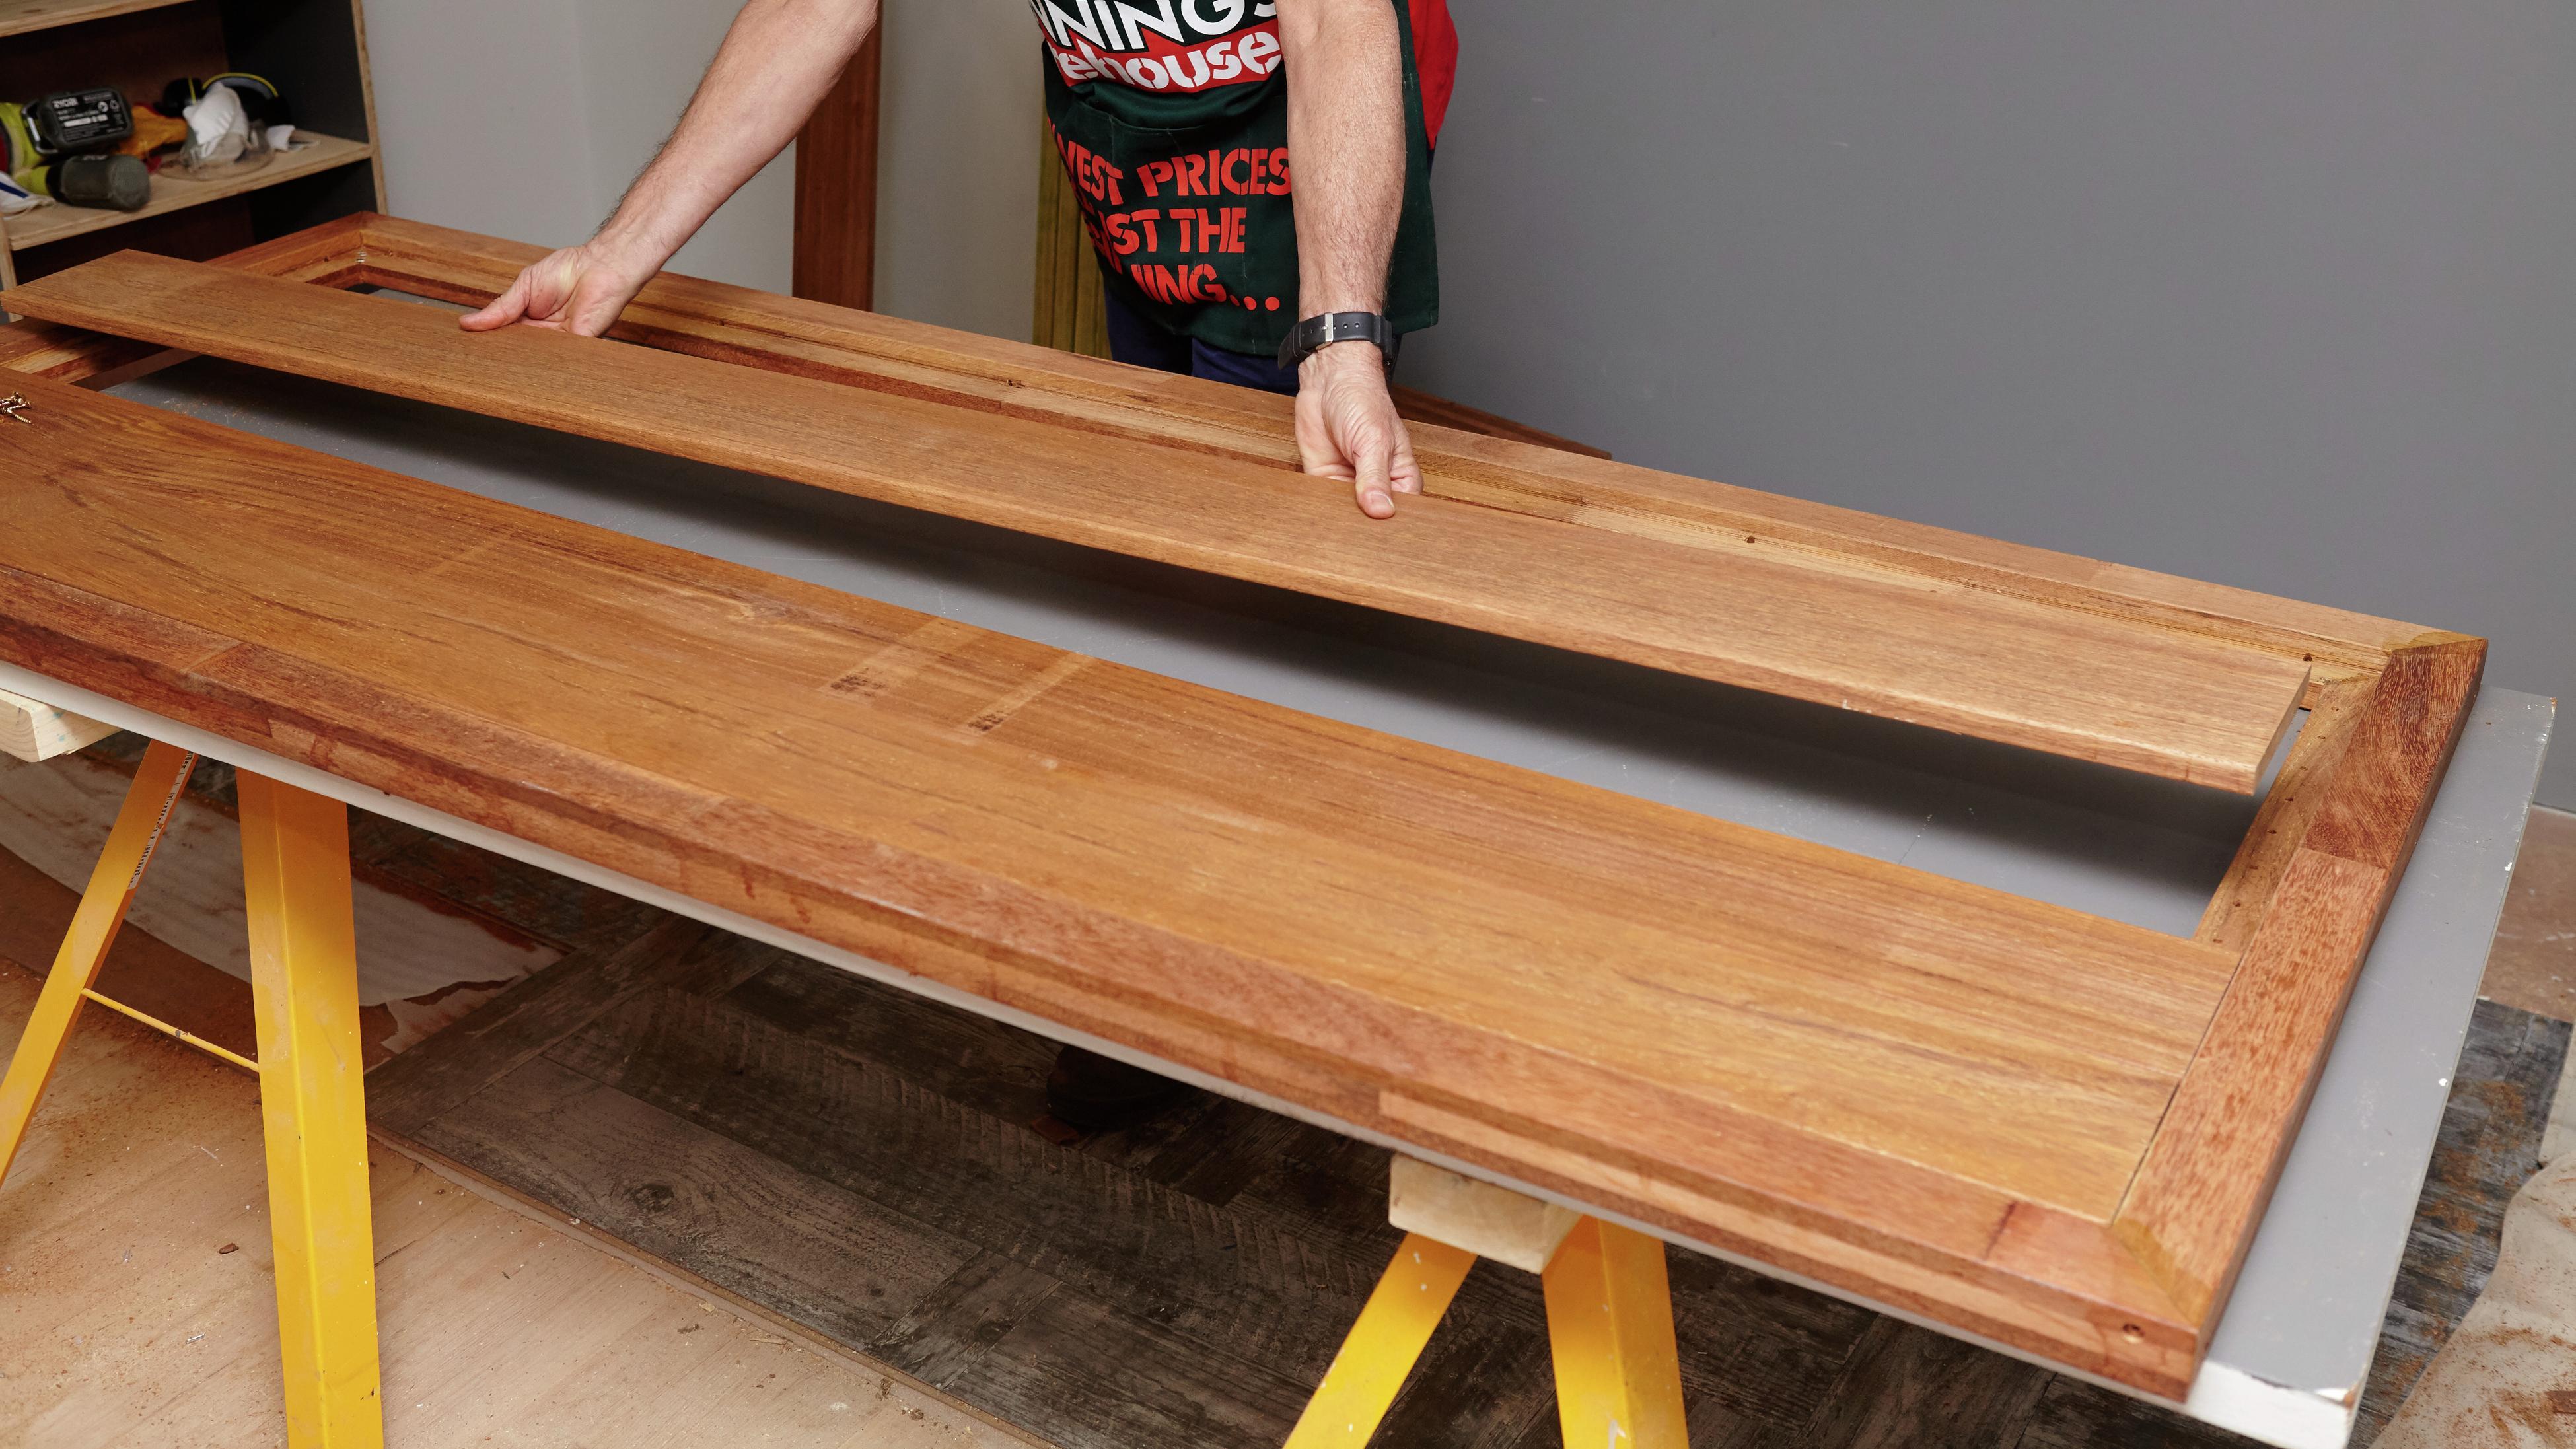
1030,0 -> 1282,93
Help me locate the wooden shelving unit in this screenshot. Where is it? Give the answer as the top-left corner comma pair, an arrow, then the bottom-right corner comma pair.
5,130 -> 371,252
0,0 -> 380,290
0,0 -> 191,39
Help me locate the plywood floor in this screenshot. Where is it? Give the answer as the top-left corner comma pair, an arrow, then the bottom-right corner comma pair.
0,892 -> 1031,1448
3,746 -> 2568,1448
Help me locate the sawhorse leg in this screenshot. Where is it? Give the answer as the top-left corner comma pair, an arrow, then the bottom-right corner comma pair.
0,745 -> 384,1448
0,740 -> 197,1178
240,769 -> 385,1445
1284,1159 -> 1688,1449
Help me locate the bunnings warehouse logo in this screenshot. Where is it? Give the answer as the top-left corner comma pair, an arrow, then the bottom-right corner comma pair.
1030,0 -> 1282,92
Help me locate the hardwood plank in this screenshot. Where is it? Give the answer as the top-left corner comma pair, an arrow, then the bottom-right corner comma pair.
5,250 -> 2316,791
2121,640 -> 2486,1331
338,213 -> 2436,670
2116,848 -> 2392,1323
0,367 -> 2262,1389
0,211 -> 367,384
2307,641 -> 2490,873
2194,676 -> 2371,951
0,368 -> 2231,1201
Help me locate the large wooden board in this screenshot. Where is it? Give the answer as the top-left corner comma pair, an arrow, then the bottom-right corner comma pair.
312,216 -> 2454,675
1,250 -> 2318,793
0,217 -> 2489,1405
0,368 -> 2247,1392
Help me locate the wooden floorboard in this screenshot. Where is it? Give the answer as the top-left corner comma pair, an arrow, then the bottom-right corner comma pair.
3,250 -> 2320,791
0,949 -> 1027,1449
367,880 -> 2565,1449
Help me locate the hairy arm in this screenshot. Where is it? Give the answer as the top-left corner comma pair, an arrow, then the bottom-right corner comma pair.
1276,0 -> 1421,517
462,0 -> 879,335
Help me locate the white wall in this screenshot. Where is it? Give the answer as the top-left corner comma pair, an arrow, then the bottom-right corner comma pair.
367,0 -> 791,292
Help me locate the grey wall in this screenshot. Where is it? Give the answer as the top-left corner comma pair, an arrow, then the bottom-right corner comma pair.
873,0 -> 1042,336
369,0 -> 793,291
1404,1 -> 2575,806
369,0 -> 1035,329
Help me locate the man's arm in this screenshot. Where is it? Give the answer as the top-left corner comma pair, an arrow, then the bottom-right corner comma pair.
461,0 -> 880,336
1277,0 -> 1423,519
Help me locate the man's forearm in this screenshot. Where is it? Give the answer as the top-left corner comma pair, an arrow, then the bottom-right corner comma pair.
1277,0 -> 1406,318
591,0 -> 880,275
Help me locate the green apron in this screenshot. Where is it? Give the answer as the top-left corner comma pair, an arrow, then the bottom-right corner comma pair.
1039,1 -> 1439,356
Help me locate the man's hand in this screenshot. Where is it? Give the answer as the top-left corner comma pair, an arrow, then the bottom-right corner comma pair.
457,242 -> 653,337
1276,0 -> 1410,518
457,0 -> 878,339
1296,342 -> 1420,518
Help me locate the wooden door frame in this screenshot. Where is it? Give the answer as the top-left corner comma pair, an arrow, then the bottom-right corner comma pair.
791,22 -> 884,310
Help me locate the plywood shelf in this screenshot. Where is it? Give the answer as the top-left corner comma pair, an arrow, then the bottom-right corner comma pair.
2,131 -> 371,253
0,0 -> 189,38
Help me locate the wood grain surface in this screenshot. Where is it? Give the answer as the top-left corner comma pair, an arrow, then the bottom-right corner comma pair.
1,213 -> 2441,672
0,369 -> 2246,1391
5,250 -> 2318,792
0,219 -> 2494,1402
791,32 -> 881,313
330,216 -> 2443,672
2119,640 -> 2485,1331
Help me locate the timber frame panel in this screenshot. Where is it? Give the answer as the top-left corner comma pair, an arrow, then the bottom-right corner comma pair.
0,215 -> 2486,1402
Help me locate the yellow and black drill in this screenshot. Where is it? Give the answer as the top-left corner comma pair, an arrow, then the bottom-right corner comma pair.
1,88 -> 150,211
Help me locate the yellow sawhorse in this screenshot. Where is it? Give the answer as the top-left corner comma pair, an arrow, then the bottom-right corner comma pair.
0,740 -> 385,1448
1287,1157 -> 1689,1449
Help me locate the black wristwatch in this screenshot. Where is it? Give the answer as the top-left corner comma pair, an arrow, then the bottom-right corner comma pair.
1277,311 -> 1394,370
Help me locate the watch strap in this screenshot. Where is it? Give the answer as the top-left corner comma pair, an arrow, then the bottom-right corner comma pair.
1277,311 -> 1394,370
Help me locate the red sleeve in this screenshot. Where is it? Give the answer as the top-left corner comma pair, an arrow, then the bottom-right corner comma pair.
1408,0 -> 1458,151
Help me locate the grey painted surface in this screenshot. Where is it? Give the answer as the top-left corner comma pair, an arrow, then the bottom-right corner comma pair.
1403,0 -> 2576,806
112,361 -> 2550,1439
2215,688 -> 2552,1397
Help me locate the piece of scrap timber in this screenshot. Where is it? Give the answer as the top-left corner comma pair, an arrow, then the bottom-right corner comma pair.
7,250 -> 2315,793
1390,1156 -> 1583,1273
2,367 -> 2266,1395
0,684 -> 118,763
